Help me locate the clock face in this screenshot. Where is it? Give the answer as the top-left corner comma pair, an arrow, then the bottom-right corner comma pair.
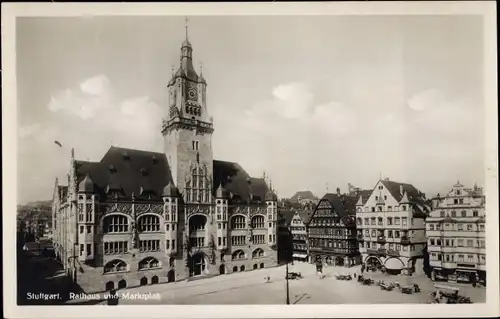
187,82 -> 198,100
188,88 -> 198,100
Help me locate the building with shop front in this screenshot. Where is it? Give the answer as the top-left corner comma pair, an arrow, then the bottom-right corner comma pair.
52,30 -> 278,293
308,189 -> 360,267
426,181 -> 486,284
356,178 -> 430,275
290,208 -> 313,262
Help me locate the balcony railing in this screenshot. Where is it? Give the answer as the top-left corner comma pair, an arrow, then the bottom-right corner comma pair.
377,248 -> 387,256
387,249 -> 399,257
400,236 -> 411,246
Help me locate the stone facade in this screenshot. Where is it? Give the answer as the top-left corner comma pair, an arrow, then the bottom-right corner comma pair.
426,182 -> 486,283
356,179 -> 430,275
52,33 -> 278,293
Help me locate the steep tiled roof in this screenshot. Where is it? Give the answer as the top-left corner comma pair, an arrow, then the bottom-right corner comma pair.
278,209 -> 295,227
356,190 -> 372,205
74,147 -> 172,201
298,210 -> 314,224
379,180 -> 429,217
73,147 -> 272,203
381,180 -> 425,205
322,193 -> 358,216
213,160 -> 270,202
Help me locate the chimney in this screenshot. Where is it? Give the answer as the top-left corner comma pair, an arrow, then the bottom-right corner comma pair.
400,185 -> 403,196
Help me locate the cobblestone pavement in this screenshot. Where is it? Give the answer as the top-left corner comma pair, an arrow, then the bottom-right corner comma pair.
69,262 -> 486,305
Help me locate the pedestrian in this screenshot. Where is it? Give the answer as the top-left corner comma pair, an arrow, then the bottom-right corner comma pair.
361,264 -> 365,274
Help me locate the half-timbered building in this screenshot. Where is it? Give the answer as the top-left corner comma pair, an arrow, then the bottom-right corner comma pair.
307,190 -> 360,266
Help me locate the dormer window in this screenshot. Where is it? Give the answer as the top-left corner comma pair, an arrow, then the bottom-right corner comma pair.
108,164 -> 116,173
122,152 -> 130,160
152,156 -> 158,164
140,167 -> 149,176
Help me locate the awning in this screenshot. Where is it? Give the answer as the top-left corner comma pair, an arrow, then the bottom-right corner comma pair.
293,253 -> 308,258
384,257 -> 404,270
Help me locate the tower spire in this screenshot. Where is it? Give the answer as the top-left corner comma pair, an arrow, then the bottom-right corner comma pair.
185,16 -> 189,40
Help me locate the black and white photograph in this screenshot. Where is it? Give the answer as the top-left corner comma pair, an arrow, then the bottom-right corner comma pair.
2,2 -> 498,318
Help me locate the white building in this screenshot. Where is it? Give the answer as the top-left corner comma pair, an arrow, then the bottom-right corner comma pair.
356,178 -> 430,275
426,181 -> 486,284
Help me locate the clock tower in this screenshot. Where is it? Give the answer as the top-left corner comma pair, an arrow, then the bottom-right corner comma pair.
162,27 -> 214,204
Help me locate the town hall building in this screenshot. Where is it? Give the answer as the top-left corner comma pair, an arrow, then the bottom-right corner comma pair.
52,30 -> 278,293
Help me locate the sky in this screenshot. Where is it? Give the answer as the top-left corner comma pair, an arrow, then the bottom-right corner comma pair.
16,15 -> 485,204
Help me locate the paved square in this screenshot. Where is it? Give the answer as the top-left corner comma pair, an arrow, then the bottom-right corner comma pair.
86,263 -> 485,305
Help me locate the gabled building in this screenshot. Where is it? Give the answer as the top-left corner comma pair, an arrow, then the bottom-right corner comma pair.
52,31 -> 278,293
308,188 -> 360,266
290,208 -> 313,262
426,181 -> 486,283
356,178 -> 430,275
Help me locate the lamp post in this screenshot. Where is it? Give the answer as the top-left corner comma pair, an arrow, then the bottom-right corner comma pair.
284,247 -> 290,305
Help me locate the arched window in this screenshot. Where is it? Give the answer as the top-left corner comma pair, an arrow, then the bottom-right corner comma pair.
138,257 -> 160,270
103,215 -> 129,233
103,259 -> 128,273
251,215 -> 265,229
231,250 -> 246,260
138,215 -> 160,232
231,215 -> 246,230
189,215 -> 207,232
252,248 -> 264,258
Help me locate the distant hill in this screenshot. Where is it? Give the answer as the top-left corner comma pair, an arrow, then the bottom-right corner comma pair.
17,200 -> 52,220
290,190 -> 317,202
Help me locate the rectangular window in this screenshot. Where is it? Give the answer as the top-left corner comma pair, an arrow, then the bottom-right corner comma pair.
402,217 -> 407,227
166,239 -> 170,249
388,230 -> 393,238
457,224 -> 463,231
394,217 -> 400,225
139,240 -> 160,252
80,244 -> 84,256
252,235 -> 265,244
371,217 -> 376,225
86,244 -> 91,256
378,217 -> 383,226
457,239 -> 464,247
223,237 -> 226,246
467,255 -> 474,262
80,226 -> 84,234
87,225 -> 92,234
394,231 -> 400,238
218,237 -> 221,246
429,238 -> 435,245
429,224 -> 434,230
396,244 -> 401,251
172,239 -> 176,249
467,224 -> 473,231
172,224 -> 175,231
466,240 -> 473,247
371,230 -> 376,237
231,235 -> 246,246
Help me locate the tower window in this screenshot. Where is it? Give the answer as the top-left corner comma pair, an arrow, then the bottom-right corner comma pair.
192,141 -> 199,151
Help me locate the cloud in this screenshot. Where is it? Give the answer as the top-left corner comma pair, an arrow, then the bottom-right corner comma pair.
271,82 -> 314,119
312,102 -> 357,135
80,74 -> 110,96
48,75 -> 113,120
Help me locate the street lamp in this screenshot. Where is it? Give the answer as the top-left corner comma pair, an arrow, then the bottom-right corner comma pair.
285,248 -> 290,305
